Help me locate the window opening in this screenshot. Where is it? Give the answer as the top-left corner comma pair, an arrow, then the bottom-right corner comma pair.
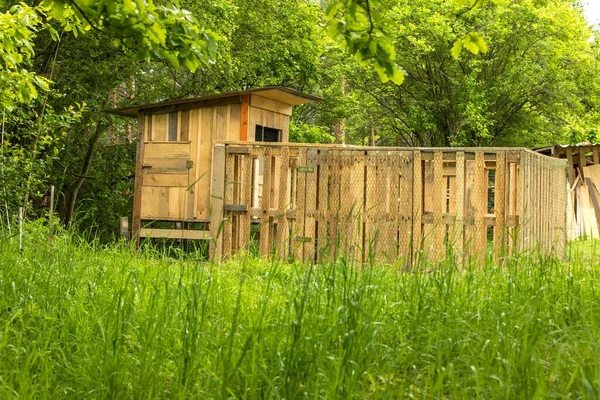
168,112 -> 178,141
255,125 -> 280,142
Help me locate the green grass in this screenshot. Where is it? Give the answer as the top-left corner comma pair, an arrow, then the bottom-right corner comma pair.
1,224 -> 600,398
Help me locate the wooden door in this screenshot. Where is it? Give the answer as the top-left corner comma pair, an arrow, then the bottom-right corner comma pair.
140,142 -> 192,220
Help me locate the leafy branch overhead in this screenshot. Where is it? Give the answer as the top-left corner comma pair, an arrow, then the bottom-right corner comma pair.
326,0 -> 503,84
44,0 -> 219,72
326,0 -> 405,85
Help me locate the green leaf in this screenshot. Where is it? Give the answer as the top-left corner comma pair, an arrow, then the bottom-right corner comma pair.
451,39 -> 463,59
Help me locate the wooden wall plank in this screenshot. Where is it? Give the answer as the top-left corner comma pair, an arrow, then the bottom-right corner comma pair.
187,109 -> 199,219
250,94 -> 293,116
132,114 -> 146,243
180,110 -> 190,142
229,103 -> 241,141
196,107 -> 213,220
153,113 -> 168,141
209,145 -> 226,259
240,95 -> 249,141
143,173 -> 188,187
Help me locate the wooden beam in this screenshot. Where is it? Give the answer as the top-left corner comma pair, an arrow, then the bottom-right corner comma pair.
579,147 -> 587,181
209,145 -> 227,259
141,96 -> 242,116
240,94 -> 249,141
593,146 -> 600,165
139,228 -> 210,240
566,147 -> 575,187
132,113 -> 146,245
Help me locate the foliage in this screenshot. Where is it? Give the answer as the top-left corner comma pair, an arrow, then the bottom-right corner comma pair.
45,0 -> 219,72
290,121 -> 336,144
1,229 -> 600,397
311,0 -> 600,147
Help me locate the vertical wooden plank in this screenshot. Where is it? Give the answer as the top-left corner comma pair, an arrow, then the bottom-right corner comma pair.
259,151 -> 273,257
154,113 -> 168,141
412,151 -> 422,267
389,154 -> 400,262
453,152 -> 465,262
209,145 -> 226,260
364,151 -> 379,262
186,110 -> 196,220
579,147 -> 587,182
317,151 -> 329,261
276,147 -> 290,258
494,152 -> 506,259
147,113 -> 153,142
378,153 -> 396,263
238,154 -> 253,250
432,151 -> 445,263
132,113 -> 146,244
240,95 -> 249,141
197,107 -> 213,220
398,153 -> 414,264
180,110 -> 190,142
593,146 -> 600,165
303,149 -> 318,261
328,151 -> 341,260
473,152 -> 487,265
566,147 -> 575,187
222,153 -> 235,257
294,150 -> 307,260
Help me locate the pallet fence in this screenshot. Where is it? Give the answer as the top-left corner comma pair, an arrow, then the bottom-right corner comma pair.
210,143 -> 568,266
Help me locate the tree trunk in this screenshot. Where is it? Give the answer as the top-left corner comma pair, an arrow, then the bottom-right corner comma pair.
61,121 -> 105,225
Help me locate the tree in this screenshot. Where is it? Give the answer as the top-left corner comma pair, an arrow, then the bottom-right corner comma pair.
311,0 -> 600,147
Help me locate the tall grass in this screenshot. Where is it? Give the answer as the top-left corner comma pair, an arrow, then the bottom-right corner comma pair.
1,223 -> 600,398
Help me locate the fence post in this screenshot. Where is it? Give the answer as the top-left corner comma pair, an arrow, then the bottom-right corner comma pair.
48,185 -> 55,240
19,207 -> 24,254
120,217 -> 130,240
210,144 -> 226,260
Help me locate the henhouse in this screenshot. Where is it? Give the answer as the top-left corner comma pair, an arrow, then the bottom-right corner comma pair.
109,87 -> 319,241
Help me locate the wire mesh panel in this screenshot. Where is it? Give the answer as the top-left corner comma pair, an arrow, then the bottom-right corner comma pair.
214,143 -> 567,266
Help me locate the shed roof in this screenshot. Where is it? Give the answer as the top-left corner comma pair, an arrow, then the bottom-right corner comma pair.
534,142 -> 600,156
106,86 -> 321,117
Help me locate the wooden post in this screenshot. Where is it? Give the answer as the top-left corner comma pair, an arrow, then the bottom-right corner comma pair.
48,185 -> 55,239
566,147 -> 575,187
412,151 -> 422,268
132,113 -> 146,245
19,207 -> 24,254
494,153 -> 506,260
454,152 -> 465,263
210,144 -> 227,260
120,217 -> 130,240
579,147 -> 587,182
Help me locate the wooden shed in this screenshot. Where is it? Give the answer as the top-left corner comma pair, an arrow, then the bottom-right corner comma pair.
109,87 -> 319,241
534,143 -> 600,239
